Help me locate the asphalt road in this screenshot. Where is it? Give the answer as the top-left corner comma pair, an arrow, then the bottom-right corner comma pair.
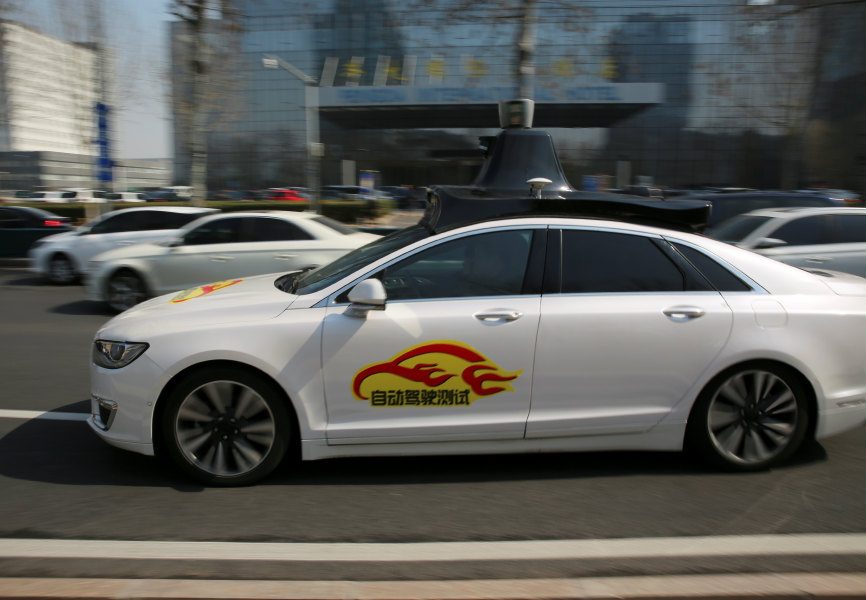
0,264 -> 863,594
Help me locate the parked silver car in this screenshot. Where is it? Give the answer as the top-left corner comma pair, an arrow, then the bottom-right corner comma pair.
708,207 -> 866,277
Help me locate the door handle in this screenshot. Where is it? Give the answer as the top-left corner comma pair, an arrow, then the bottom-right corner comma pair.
210,255 -> 233,262
805,257 -> 828,264
663,306 -> 705,321
474,310 -> 523,322
274,254 -> 296,260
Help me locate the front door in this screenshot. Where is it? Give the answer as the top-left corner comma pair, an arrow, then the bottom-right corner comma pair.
322,228 -> 543,444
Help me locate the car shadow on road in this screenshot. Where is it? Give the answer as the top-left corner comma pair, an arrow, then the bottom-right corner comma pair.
50,300 -> 116,316
0,401 -> 830,490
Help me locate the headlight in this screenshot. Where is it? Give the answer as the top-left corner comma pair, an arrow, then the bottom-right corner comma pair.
92,340 -> 149,369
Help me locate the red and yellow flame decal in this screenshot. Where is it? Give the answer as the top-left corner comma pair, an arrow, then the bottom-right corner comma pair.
170,279 -> 244,304
352,340 -> 522,407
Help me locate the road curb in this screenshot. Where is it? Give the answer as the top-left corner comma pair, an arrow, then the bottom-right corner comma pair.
0,572 -> 863,599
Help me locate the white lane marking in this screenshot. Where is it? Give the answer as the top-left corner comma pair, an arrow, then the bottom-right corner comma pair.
0,410 -> 88,422
0,573 -> 863,600
0,534 -> 861,562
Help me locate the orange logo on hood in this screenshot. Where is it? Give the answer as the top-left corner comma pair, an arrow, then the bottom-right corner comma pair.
352,341 -> 522,407
170,279 -> 244,304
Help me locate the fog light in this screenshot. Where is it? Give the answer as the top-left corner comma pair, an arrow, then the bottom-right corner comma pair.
92,397 -> 117,430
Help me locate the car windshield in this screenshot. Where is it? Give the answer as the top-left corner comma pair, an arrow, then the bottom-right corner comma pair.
708,215 -> 773,242
282,225 -> 430,295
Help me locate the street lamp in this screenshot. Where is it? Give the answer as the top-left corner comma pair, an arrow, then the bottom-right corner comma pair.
262,54 -> 322,213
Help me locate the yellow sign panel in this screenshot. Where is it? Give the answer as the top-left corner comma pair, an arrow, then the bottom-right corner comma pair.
170,279 -> 244,304
352,340 -> 522,407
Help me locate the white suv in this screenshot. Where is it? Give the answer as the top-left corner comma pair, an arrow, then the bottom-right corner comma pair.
29,206 -> 217,284
709,207 -> 866,277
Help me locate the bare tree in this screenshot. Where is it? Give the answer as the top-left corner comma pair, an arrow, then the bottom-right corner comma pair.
171,0 -> 244,205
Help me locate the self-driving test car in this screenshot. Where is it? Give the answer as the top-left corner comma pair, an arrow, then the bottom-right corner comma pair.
89,101 -> 866,486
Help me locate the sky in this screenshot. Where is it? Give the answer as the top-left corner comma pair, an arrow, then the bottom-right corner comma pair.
10,0 -> 171,159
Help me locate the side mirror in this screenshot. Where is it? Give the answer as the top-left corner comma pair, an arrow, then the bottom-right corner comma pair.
754,237 -> 787,250
346,278 -> 386,318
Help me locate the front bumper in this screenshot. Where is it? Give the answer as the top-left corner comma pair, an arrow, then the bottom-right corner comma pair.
88,352 -> 164,456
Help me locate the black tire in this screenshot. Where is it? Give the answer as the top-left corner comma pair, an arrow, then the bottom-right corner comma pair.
161,366 -> 291,486
686,362 -> 809,471
48,253 -> 77,285
105,269 -> 149,312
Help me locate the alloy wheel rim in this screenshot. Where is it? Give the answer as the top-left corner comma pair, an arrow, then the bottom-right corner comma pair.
175,380 -> 276,477
50,257 -> 74,283
707,370 -> 798,465
108,275 -> 145,310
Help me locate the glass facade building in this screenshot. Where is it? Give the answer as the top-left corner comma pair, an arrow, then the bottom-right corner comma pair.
171,0 -> 865,196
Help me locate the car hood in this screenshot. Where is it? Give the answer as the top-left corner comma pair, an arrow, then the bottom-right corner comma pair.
97,272 -> 298,339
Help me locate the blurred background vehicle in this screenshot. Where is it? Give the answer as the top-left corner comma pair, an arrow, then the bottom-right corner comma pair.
266,188 -> 308,202
708,206 -> 866,277
85,210 -> 380,311
104,192 -> 149,202
672,190 -> 862,229
378,186 -> 426,209
29,206 -> 217,284
143,190 -> 181,202
0,205 -> 74,258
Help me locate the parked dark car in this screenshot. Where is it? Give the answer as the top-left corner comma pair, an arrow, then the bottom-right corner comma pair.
0,205 -> 74,257
672,191 -> 862,228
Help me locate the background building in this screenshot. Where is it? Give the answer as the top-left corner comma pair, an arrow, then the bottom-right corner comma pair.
0,20 -> 169,194
170,0 -> 864,196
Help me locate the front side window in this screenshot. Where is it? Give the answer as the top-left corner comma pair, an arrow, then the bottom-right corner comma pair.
89,211 -> 142,234
242,217 -> 313,242
381,229 -> 533,301
560,229 -> 685,293
183,218 -> 242,245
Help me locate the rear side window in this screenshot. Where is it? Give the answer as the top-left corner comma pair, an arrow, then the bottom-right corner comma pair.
771,215 -> 832,245
834,214 -> 866,243
560,230 -> 685,293
672,243 -> 752,292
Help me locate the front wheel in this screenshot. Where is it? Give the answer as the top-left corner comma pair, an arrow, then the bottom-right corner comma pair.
48,253 -> 77,285
161,367 -> 291,486
686,363 -> 809,471
106,269 -> 148,312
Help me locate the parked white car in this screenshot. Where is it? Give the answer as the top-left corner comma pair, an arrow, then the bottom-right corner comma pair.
709,207 -> 866,277
29,206 -> 217,284
85,211 -> 380,312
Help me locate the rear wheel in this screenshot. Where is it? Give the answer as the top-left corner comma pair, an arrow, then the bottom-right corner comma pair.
106,269 -> 148,312
161,366 -> 291,486
48,253 -> 77,285
687,363 -> 809,471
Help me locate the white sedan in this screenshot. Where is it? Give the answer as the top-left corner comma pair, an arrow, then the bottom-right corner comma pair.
709,207 -> 866,277
88,216 -> 866,485
85,211 -> 380,311
29,206 -> 216,284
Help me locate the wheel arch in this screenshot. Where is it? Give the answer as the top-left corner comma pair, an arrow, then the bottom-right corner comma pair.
686,358 -> 818,443
151,359 -> 301,459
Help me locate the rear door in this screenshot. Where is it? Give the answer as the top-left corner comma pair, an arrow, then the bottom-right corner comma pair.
527,227 -> 733,438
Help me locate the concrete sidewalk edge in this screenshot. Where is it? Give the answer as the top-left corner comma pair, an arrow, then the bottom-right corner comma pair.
0,572 -> 863,599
